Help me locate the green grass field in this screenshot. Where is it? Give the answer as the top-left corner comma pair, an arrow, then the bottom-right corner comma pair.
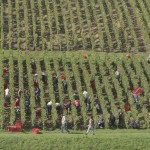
0,130 -> 150,150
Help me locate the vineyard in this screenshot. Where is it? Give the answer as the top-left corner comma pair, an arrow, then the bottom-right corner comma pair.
0,0 -> 150,52
0,51 -> 150,130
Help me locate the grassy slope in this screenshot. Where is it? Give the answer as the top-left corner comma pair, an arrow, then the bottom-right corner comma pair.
0,51 -> 149,150
0,130 -> 150,150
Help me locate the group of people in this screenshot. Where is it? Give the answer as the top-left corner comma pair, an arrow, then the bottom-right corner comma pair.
4,67 -> 10,108
60,115 -> 95,134
4,54 -> 149,131
4,86 -> 21,115
4,87 -> 10,108
61,111 -> 137,134
52,72 -> 68,92
4,65 -> 21,115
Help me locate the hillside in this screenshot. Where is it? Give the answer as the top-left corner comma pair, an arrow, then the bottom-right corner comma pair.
1,51 -> 150,130
0,0 -> 150,52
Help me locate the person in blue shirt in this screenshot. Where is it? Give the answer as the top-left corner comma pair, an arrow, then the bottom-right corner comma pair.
132,93 -> 138,107
35,87 -> 41,100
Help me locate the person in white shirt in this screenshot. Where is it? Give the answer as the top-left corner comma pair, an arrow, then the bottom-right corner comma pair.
115,70 -> 120,79
47,101 -> 52,115
47,101 -> 52,106
5,88 -> 9,96
86,116 -> 95,135
83,90 -> 88,99
56,103 -> 60,107
33,73 -> 38,81
61,115 -> 69,133
61,115 -> 66,125
56,103 -> 62,115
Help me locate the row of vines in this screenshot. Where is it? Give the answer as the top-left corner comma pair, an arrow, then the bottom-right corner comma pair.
0,0 -> 149,52
0,51 -> 150,130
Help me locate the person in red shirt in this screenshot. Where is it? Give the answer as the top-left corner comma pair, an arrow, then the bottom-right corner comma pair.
3,67 -> 8,76
35,108 -> 41,118
124,103 -> 131,112
90,80 -> 96,91
14,98 -> 20,108
61,73 -> 65,81
4,101 -> 9,107
74,100 -> 80,115
14,98 -> 20,113
34,79 -> 39,88
64,100 -> 71,114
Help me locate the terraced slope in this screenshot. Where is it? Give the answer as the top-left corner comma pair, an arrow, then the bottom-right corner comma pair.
1,51 -> 150,130
0,0 -> 150,52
